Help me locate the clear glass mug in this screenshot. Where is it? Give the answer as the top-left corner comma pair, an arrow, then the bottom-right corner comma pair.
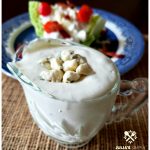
7,39 -> 148,148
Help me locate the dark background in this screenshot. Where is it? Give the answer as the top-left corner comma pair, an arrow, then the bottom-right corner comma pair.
2,0 -> 148,34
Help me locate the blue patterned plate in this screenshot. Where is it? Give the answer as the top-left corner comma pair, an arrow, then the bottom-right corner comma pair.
2,10 -> 144,78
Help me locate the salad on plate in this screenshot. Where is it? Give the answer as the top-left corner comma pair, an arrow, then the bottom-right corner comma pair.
29,1 -> 106,46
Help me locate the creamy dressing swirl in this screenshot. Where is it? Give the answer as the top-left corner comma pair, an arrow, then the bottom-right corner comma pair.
15,40 -> 118,101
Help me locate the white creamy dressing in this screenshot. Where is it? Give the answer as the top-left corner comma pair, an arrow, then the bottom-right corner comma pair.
15,42 -> 118,101
10,39 -> 120,143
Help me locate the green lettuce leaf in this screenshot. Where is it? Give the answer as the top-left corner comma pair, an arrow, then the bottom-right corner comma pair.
82,15 -> 106,46
29,1 -> 44,37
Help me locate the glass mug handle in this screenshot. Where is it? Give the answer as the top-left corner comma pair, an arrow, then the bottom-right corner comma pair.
107,78 -> 148,123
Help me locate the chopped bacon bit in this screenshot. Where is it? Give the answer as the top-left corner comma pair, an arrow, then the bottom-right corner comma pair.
64,15 -> 71,20
60,30 -> 71,38
100,49 -> 125,58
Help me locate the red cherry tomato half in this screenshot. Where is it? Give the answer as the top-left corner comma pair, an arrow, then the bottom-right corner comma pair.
38,2 -> 52,16
44,21 -> 71,38
77,4 -> 93,23
44,21 -> 63,33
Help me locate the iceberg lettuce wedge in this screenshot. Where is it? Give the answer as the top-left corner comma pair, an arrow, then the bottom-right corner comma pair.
29,2 -> 106,46
29,1 -> 44,37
